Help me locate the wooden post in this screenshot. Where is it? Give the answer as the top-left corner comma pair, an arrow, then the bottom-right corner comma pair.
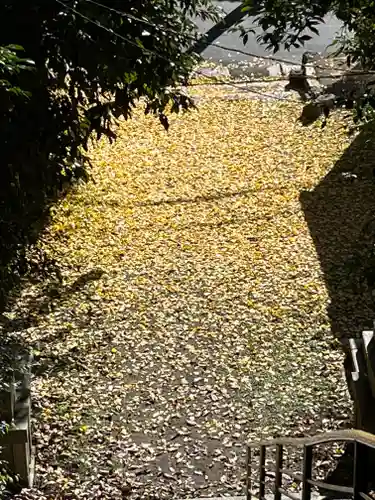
0,378 -> 15,422
302,445 -> 312,500
246,446 -> 252,500
274,444 -> 283,500
353,441 -> 368,500
0,351 -> 33,487
259,445 -> 266,500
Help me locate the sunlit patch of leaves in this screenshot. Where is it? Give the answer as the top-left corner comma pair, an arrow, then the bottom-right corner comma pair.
7,85 -> 354,499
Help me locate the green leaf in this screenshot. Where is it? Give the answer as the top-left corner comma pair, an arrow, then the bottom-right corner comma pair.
299,34 -> 312,41
5,44 -> 24,51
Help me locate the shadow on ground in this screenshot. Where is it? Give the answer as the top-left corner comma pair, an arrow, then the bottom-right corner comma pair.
0,266 -> 108,379
0,151 -> 86,383
300,122 -> 375,490
0,173 -> 62,382
301,124 -> 375,342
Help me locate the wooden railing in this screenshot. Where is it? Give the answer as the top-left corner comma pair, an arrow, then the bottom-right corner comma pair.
246,429 -> 375,500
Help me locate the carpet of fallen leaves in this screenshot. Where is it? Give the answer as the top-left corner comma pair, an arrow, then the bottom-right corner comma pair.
10,84 -> 355,499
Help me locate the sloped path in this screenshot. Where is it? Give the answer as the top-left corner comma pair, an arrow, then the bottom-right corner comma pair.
12,89 -> 351,499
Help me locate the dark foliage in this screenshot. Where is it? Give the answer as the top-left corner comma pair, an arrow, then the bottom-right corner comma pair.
0,0 -> 218,309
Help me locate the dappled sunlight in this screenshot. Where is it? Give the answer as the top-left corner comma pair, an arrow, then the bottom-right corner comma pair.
13,90 -> 353,499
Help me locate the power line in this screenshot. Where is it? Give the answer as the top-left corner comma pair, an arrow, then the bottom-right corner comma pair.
225,82 -> 300,102
188,76 -> 290,86
84,0 -> 197,39
82,0 -> 375,76
83,0 -> 311,66
191,71 -> 338,83
57,0 -> 375,84
56,2 -> 301,104
52,2 -> 362,107
187,72 -> 301,103
60,0 -> 303,72
55,0 -> 175,64
56,0 -> 296,95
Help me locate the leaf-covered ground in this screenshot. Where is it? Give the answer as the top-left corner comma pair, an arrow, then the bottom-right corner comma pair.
10,85 -> 354,499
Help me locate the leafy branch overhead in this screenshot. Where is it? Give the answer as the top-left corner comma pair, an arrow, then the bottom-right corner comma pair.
0,0 -> 218,171
0,45 -> 34,104
0,0 -> 218,308
240,0 -> 375,122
